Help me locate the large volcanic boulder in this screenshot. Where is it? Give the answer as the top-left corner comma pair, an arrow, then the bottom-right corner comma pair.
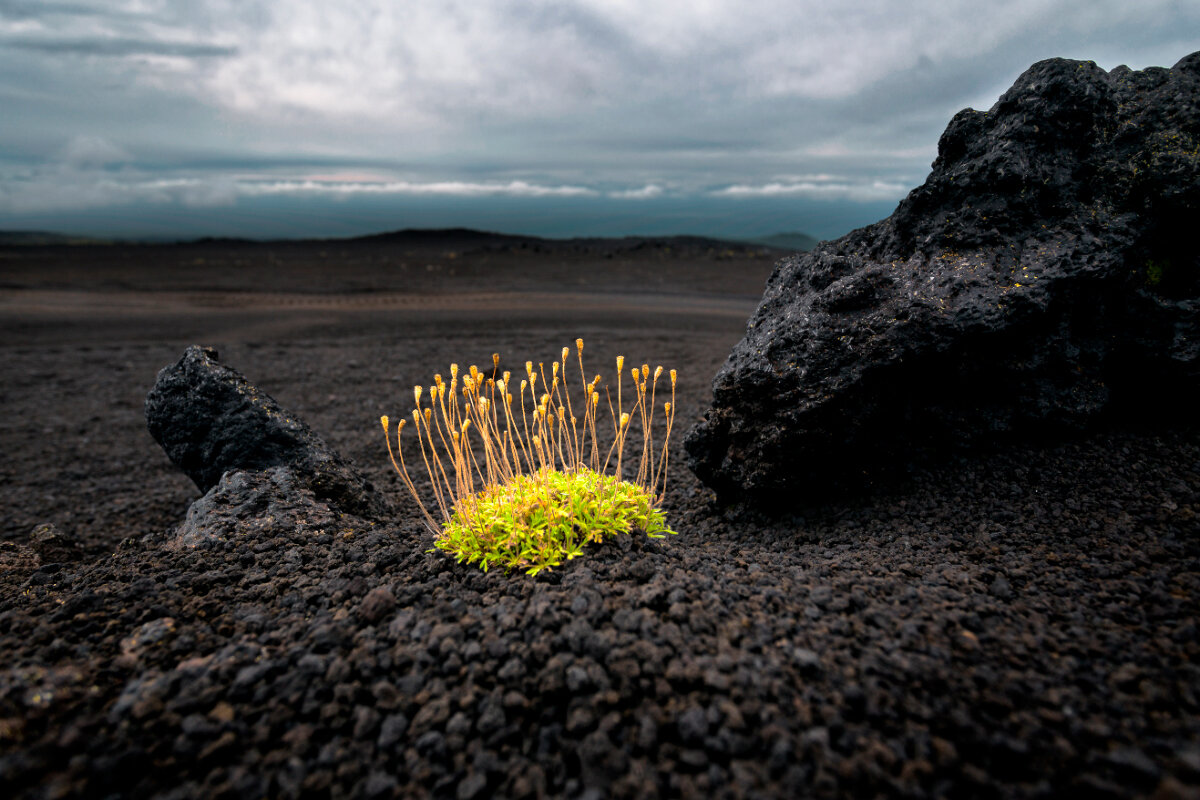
146,346 -> 390,519
686,52 -> 1199,505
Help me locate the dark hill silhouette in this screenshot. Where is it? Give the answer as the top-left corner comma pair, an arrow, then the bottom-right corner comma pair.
2,226 -> 802,257
744,231 -> 818,252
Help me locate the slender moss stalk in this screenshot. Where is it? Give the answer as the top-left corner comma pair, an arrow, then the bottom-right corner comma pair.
381,339 -> 678,574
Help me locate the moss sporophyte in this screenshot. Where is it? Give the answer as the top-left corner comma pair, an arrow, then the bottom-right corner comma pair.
382,339 -> 678,575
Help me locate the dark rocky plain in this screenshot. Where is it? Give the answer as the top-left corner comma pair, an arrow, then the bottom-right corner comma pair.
2,64 -> 1200,800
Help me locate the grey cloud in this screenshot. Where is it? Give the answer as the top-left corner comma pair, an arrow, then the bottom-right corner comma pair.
0,0 -> 113,19
0,165 -> 241,214
128,152 -> 412,174
61,135 -> 130,168
1,36 -> 236,58
0,0 -> 1196,238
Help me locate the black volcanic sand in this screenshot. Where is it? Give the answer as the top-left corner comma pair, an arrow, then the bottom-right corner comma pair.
2,236 -> 1199,798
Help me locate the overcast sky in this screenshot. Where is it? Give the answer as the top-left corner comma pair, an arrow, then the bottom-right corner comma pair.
0,0 -> 1196,240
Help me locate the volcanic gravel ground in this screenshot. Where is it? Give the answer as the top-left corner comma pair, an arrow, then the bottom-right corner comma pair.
1,243 -> 1199,798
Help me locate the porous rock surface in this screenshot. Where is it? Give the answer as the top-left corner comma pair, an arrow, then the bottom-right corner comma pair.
3,333 -> 1199,798
170,467 -> 346,550
145,345 -> 390,519
2,426 -> 1198,799
686,52 -> 1200,503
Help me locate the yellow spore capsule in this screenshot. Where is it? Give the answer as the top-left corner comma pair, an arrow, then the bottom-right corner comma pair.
654,366 -> 663,380
576,338 -> 584,352
620,412 -> 630,427
670,369 -> 677,385
617,355 -> 624,371
414,386 -> 423,404
642,364 -> 649,379
380,415 -> 389,431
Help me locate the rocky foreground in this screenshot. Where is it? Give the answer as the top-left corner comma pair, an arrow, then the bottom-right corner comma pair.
1,340 -> 1198,799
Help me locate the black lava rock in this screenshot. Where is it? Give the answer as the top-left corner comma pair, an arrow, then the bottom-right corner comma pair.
686,52 -> 1200,505
145,345 -> 390,519
29,523 -> 82,563
170,466 -> 341,550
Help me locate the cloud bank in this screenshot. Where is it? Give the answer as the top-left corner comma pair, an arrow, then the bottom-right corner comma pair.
0,0 -> 1196,235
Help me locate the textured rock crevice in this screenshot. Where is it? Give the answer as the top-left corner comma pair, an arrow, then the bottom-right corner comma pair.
687,52 -> 1199,505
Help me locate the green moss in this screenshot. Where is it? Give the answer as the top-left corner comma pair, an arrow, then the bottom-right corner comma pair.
383,341 -> 679,576
1146,258 -> 1167,287
435,467 -> 675,575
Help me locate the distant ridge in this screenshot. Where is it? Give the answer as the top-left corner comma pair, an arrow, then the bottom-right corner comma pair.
345,227 -> 793,255
743,232 -> 817,252
348,227 -> 520,248
0,226 -> 811,254
0,230 -> 113,246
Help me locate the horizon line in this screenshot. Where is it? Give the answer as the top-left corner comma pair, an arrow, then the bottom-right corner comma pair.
0,224 -> 824,248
